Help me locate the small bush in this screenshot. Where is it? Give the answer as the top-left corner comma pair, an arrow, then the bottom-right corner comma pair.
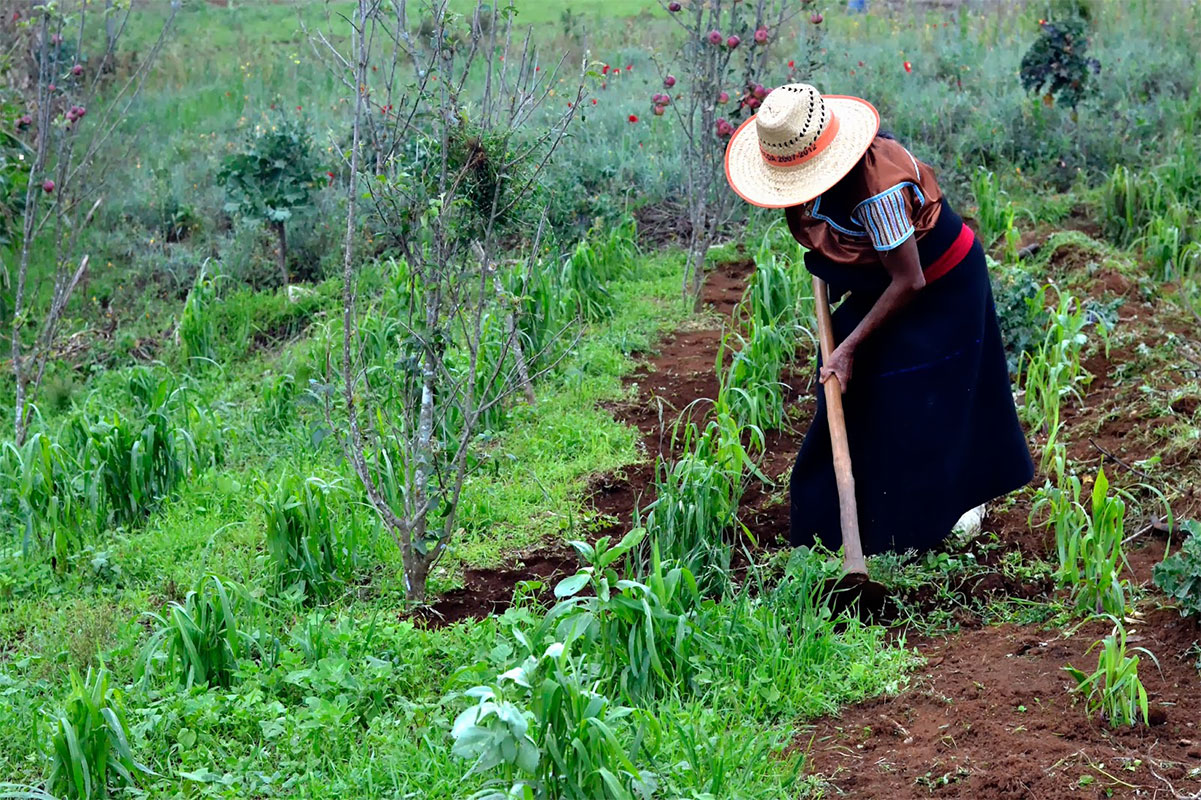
219,112 -> 321,286
46,666 -> 151,799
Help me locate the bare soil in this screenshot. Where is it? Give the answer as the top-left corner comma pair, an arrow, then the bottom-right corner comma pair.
802,536 -> 1201,800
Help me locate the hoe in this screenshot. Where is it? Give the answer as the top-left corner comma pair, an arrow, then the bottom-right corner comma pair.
813,276 -> 888,614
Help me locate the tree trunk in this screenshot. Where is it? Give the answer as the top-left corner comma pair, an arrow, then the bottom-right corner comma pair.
402,549 -> 432,603
273,220 -> 289,287
105,0 -> 117,50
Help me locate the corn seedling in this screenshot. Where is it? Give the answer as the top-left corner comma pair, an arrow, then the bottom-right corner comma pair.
971,168 -> 1020,256
550,528 -> 709,705
638,407 -> 763,595
0,433 -> 93,564
78,412 -> 185,528
1033,469 -> 1130,617
748,234 -> 803,329
718,322 -> 794,433
258,472 -> 362,601
256,372 -> 297,435
1018,286 -> 1100,436
46,666 -> 151,799
140,575 -> 254,688
1064,617 -> 1158,727
558,214 -> 637,323
178,261 -> 218,365
1138,211 -> 1201,281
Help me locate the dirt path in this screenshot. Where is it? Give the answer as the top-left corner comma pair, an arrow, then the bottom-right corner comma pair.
801,538 -> 1201,800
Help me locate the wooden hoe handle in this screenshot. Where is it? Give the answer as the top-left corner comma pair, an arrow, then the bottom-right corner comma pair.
812,276 -> 868,576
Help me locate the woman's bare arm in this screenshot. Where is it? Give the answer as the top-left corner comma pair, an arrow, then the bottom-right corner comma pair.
820,235 -> 925,391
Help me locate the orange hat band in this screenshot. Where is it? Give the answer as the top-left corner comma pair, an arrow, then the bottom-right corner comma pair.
758,112 -> 840,168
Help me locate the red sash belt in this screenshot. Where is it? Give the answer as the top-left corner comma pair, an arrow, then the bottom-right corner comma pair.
923,223 -> 974,284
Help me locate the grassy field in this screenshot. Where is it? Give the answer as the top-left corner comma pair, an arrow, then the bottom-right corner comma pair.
2,0 -> 1201,797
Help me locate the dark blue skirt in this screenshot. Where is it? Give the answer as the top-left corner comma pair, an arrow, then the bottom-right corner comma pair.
789,234 -> 1034,555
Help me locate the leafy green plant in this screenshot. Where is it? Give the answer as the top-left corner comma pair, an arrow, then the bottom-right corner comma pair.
140,575 -> 254,688
1064,617 -> 1157,727
1152,520 -> 1201,617
747,234 -> 805,329
1138,211 -> 1201,281
719,322 -> 793,433
451,640 -> 656,800
257,472 -> 362,601
0,432 -> 92,564
77,411 -> 185,528
45,666 -> 151,799
1018,285 -> 1103,471
218,112 -> 320,286
255,372 -> 297,435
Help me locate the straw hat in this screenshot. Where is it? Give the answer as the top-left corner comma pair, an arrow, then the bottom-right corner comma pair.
724,84 -> 880,209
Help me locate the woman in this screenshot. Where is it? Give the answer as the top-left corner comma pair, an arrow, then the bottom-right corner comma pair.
724,83 -> 1033,556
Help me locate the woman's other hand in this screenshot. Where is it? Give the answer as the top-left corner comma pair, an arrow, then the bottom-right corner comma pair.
820,344 -> 854,392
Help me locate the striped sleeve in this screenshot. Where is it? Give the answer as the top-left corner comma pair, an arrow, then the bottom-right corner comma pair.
855,185 -> 916,252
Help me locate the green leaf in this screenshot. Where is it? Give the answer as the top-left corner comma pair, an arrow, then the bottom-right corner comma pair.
554,572 -> 590,598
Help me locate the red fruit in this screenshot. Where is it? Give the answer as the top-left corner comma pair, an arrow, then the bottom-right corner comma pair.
664,75 -> 676,88
858,60 -> 865,67
708,30 -> 723,45
668,1 -> 681,10
48,83 -> 56,92
653,104 -> 665,116
42,179 -> 55,193
748,98 -> 761,109
810,12 -> 823,24
628,114 -> 639,123
718,91 -> 729,103
71,64 -> 83,76
753,83 -> 767,99
903,60 -> 912,73
602,65 -> 610,75
17,114 -> 32,128
754,27 -> 769,44
788,60 -> 795,69
726,35 -> 740,48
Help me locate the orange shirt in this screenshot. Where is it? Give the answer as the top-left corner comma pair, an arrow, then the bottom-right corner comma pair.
785,136 -> 943,265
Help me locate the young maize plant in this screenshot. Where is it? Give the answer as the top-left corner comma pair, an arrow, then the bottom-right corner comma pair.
1033,469 -> 1130,617
1064,616 -> 1158,728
